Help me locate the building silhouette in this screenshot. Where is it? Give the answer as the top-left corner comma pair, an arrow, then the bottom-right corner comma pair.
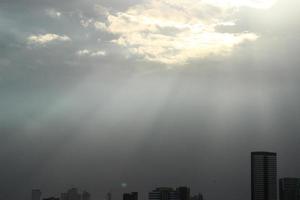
176,187 -> 190,200
68,188 -> 81,200
82,191 -> 91,200
123,192 -> 138,200
32,189 -> 42,200
61,188 -> 88,200
149,187 -> 179,200
190,193 -> 203,200
279,178 -> 300,200
105,192 -> 112,200
251,152 -> 277,200
61,193 -> 68,200
43,197 -> 59,200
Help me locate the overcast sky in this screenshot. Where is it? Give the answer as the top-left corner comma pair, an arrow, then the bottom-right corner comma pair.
1,0 -> 300,200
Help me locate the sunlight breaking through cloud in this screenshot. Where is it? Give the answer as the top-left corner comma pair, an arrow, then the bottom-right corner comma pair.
101,0 -> 276,64
204,0 -> 277,9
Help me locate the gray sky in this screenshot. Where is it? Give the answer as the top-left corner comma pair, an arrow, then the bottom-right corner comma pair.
1,0 -> 300,200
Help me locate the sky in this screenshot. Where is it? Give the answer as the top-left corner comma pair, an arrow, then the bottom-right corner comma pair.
1,0 -> 300,200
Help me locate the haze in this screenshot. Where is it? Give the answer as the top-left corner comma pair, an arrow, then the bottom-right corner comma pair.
1,0 -> 300,200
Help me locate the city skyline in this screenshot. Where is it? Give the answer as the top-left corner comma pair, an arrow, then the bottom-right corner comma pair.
26,152 -> 300,200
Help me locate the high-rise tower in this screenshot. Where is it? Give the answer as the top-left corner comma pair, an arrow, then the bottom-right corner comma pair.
251,152 -> 277,200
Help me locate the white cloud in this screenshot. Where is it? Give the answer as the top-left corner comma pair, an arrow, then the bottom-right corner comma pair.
80,19 -> 94,28
91,51 -> 107,56
101,0 -> 276,64
204,0 -> 277,9
77,49 -> 90,56
27,34 -> 71,45
79,16 -> 107,31
94,21 -> 107,31
77,49 -> 107,57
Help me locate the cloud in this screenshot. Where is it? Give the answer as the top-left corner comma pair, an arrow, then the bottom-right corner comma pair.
77,49 -> 107,57
102,0 -> 276,64
94,4 -> 110,16
45,9 -> 62,19
27,34 -> 71,45
94,21 -> 107,31
80,18 -> 94,28
79,15 -> 107,31
204,0 -> 277,9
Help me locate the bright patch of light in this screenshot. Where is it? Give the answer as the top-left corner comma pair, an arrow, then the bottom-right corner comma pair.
94,21 -> 107,31
46,9 -> 62,18
205,0 -> 277,9
77,49 -> 107,57
98,0 -> 277,64
28,34 -> 70,45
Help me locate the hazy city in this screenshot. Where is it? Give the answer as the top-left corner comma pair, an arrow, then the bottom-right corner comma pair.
27,152 -> 300,200
1,0 -> 300,200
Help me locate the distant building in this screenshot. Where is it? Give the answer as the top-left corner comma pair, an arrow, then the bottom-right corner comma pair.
251,152 -> 277,200
279,178 -> 300,200
61,188 -> 82,200
61,193 -> 68,200
43,197 -> 59,200
123,192 -> 138,200
149,187 -> 179,200
105,192 -> 112,200
32,189 -> 42,200
176,187 -> 190,200
190,193 -> 203,200
68,188 -> 81,200
82,191 -> 91,200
